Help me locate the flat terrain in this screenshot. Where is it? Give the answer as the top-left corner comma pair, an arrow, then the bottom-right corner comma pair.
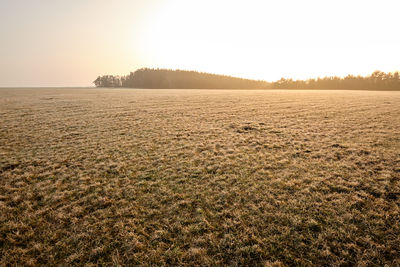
1,88 -> 399,266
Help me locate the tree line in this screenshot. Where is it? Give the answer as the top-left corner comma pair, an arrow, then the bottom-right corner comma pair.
272,71 -> 400,90
93,68 -> 268,89
94,69 -> 400,90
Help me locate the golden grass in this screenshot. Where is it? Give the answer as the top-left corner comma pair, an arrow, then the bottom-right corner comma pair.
1,88 -> 399,266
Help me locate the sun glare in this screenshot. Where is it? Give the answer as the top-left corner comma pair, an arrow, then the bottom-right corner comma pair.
138,0 -> 400,81
2,1 -> 400,265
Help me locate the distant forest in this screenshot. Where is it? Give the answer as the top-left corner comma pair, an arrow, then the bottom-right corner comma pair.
93,68 -> 267,89
94,69 -> 400,90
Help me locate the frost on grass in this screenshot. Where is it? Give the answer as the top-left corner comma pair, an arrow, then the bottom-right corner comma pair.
0,88 -> 399,266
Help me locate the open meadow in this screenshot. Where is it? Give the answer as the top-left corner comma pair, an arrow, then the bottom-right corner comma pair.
1,88 -> 399,266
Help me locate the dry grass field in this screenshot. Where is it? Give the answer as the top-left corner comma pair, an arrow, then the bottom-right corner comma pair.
1,88 -> 399,266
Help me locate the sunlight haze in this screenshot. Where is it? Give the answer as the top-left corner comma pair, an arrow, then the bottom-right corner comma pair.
0,0 -> 399,86
1,1 -> 400,265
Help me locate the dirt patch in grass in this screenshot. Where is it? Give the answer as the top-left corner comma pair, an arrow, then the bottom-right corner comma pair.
1,88 -> 399,266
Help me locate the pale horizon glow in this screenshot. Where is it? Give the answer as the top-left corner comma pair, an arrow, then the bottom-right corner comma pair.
1,0 -> 399,87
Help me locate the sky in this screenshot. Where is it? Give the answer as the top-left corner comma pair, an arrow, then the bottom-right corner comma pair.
0,0 -> 399,87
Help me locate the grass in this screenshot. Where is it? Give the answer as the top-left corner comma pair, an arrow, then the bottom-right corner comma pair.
1,88 -> 399,266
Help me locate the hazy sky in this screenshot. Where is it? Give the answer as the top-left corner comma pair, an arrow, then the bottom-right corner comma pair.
1,0 -> 399,87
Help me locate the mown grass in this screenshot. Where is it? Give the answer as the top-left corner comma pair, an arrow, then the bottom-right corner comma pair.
1,88 -> 399,266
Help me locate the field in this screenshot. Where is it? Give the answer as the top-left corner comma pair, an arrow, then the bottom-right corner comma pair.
1,88 -> 399,266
